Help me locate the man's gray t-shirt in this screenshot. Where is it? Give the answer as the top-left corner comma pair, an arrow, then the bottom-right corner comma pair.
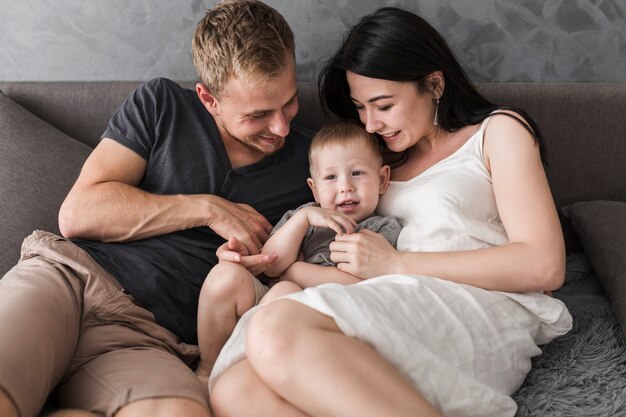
273,202 -> 402,266
74,78 -> 314,343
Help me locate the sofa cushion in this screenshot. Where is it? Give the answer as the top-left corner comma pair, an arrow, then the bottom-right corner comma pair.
0,92 -> 91,276
567,200 -> 626,341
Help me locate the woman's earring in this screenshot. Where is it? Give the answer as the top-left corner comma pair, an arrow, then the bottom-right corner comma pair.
433,98 -> 440,126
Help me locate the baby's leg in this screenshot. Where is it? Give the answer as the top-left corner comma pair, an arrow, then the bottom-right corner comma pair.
259,281 -> 303,305
196,261 -> 263,380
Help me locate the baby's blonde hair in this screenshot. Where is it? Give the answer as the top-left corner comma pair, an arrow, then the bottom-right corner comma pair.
192,0 -> 295,97
309,119 -> 383,174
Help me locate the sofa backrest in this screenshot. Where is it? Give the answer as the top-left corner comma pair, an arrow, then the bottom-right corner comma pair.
476,83 -> 626,208
1,81 -> 625,209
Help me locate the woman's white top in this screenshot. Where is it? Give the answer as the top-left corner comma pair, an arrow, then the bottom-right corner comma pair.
377,117 -> 508,252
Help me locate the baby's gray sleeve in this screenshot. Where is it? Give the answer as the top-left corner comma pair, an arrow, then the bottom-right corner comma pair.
270,202 -> 318,235
377,217 -> 402,247
362,216 -> 402,247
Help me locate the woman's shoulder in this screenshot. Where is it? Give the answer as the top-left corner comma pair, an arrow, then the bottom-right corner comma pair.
482,109 -> 543,173
487,109 -> 533,131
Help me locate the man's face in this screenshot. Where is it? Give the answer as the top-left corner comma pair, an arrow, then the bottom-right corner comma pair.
199,59 -> 299,162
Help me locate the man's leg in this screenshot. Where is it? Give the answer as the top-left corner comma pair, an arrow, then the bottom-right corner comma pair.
52,285 -> 210,417
0,257 -> 83,417
46,400 -> 211,417
47,411 -> 98,417
117,398 -> 211,417
245,300 -> 443,417
0,387 -> 19,417
0,231 -> 213,417
196,261 -> 261,380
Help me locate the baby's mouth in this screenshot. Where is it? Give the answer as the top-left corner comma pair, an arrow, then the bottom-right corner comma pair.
338,200 -> 359,208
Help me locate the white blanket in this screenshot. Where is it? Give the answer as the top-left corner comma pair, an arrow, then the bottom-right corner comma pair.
209,274 -> 572,417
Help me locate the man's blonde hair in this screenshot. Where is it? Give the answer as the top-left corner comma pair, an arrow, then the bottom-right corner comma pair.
309,120 -> 384,173
192,0 -> 295,97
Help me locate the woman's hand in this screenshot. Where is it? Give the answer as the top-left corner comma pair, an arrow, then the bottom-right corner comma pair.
216,236 -> 278,276
329,229 -> 399,278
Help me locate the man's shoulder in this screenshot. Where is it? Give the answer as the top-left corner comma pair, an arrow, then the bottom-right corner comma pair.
119,78 -> 201,123
133,78 -> 195,101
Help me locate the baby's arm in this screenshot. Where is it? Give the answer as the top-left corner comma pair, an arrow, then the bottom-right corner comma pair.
262,206 -> 356,277
281,261 -> 361,288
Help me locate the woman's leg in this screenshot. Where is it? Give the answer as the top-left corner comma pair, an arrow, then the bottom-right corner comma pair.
211,359 -> 308,417
196,262 -> 258,379
245,299 -> 443,417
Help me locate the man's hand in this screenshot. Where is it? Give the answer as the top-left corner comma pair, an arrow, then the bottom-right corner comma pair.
208,197 -> 273,255
217,236 -> 278,276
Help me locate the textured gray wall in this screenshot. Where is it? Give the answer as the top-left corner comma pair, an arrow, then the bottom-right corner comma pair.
1,0 -> 625,83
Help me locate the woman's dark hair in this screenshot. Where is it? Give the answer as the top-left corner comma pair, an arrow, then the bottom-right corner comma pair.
318,7 -> 545,163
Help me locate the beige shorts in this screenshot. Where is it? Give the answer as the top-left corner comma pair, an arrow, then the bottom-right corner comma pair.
0,231 -> 208,417
252,275 -> 271,304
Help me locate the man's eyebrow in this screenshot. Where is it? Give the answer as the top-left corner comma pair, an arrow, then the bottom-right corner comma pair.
243,90 -> 299,116
350,94 -> 394,103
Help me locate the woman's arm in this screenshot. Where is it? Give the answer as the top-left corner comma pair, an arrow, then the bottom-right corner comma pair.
330,114 -> 565,293
59,139 -> 272,252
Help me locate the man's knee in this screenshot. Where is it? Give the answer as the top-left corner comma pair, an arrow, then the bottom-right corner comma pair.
116,397 -> 211,417
46,410 -> 99,417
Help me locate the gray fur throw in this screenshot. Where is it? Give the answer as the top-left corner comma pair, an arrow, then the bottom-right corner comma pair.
513,254 -> 626,416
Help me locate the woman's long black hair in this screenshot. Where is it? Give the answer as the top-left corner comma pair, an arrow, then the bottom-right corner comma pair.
318,7 -> 545,162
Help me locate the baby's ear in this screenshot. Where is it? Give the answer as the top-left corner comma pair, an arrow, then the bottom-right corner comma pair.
379,165 -> 391,195
307,178 -> 320,203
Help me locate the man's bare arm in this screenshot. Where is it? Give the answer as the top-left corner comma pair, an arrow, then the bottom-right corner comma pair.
59,139 -> 271,250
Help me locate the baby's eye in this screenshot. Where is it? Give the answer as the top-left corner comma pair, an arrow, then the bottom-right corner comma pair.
352,171 -> 364,176
324,175 -> 337,180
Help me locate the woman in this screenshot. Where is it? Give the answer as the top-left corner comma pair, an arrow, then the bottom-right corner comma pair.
209,7 -> 572,417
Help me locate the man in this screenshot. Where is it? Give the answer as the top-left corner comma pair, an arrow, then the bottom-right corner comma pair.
0,1 -> 312,416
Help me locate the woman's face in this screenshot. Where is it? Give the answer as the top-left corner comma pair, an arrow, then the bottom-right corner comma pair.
346,71 -> 436,153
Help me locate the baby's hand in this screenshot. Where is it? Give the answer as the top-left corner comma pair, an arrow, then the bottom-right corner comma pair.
303,207 -> 357,235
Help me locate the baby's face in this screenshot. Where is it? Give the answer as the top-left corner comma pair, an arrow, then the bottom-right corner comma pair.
308,142 -> 389,222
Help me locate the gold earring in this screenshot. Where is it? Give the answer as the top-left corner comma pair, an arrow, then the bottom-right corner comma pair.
433,98 -> 440,126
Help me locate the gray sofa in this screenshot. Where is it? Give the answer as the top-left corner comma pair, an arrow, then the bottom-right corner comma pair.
1,81 -> 626,415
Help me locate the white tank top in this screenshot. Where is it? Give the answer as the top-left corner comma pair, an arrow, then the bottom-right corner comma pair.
377,117 -> 509,252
